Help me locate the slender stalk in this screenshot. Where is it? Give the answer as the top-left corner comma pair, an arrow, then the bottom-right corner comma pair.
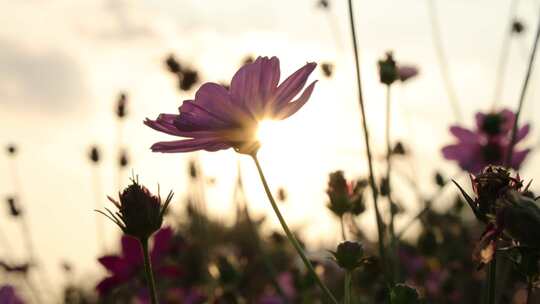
344,271 -> 352,304
527,278 -> 534,304
340,216 -> 347,241
486,256 -> 497,304
92,166 -> 106,252
492,0 -> 520,108
140,238 -> 159,304
505,7 -> 540,166
427,0 -> 462,122
251,155 -> 338,304
347,0 -> 391,285
385,84 -> 398,280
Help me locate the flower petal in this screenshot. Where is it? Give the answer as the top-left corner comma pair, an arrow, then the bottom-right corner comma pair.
176,100 -> 231,132
150,137 -> 230,153
475,112 -> 486,131
151,227 -> 173,263
449,126 -> 479,143
442,143 -> 484,173
274,81 -> 316,119
515,123 -> 531,142
229,56 -> 281,117
194,82 -> 250,123
274,62 -> 316,108
511,148 -> 530,170
121,236 -> 142,266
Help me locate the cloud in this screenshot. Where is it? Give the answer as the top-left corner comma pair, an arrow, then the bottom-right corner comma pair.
0,40 -> 88,113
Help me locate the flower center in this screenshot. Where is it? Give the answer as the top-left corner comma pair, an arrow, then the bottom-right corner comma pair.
481,114 -> 503,135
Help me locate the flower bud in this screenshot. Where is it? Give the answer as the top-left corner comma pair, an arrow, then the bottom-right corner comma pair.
119,149 -> 129,168
179,69 -> 199,91
5,196 -> 21,217
115,93 -> 127,119
331,241 -> 364,271
5,144 -> 16,156
99,178 -> 173,240
89,146 -> 100,164
165,54 -> 182,74
321,62 -> 334,77
378,52 -> 398,85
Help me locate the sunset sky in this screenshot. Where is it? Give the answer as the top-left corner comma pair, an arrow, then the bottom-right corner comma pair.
1,0 -> 540,296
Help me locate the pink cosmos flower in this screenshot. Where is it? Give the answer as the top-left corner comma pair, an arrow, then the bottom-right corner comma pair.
145,56 -> 317,155
96,227 -> 182,295
442,109 -> 530,173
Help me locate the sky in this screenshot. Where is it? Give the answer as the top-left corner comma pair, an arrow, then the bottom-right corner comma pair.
1,0 -> 540,300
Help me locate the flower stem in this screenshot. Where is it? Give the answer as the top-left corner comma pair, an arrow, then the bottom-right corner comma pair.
486,256 -> 497,304
426,0 -> 462,122
527,278 -> 534,304
385,84 -> 398,280
340,216 -> 347,241
505,7 -> 540,167
347,0 -> 391,285
492,0 -> 519,108
140,238 -> 159,304
251,155 -> 338,304
344,271 -> 352,304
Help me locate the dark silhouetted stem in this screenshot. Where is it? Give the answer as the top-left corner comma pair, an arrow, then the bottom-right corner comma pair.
527,278 -> 534,304
486,256 -> 497,304
385,84 -> 398,279
92,166 -> 106,252
505,8 -> 540,166
347,0 -> 391,285
427,0 -> 462,122
140,238 -> 159,304
492,0 -> 519,108
251,155 -> 338,304
344,271 -> 352,304
340,216 -> 347,241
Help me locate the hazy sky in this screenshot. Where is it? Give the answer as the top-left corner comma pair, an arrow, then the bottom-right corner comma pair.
1,0 -> 540,299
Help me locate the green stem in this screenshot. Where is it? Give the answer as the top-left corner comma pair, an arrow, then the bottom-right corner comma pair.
426,0 -> 462,122
140,238 -> 159,304
486,255 -> 497,304
251,155 -> 338,304
347,0 -> 391,285
344,271 -> 352,304
385,84 -> 398,280
505,7 -> 540,166
340,216 -> 347,241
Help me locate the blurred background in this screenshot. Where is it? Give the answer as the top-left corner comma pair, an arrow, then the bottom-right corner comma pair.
1,0 -> 540,301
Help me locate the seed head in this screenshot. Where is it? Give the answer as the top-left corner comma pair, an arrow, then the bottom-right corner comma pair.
331,241 -> 364,271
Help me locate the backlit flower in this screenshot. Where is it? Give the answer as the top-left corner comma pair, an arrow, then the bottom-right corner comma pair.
442,109 -> 530,173
145,56 -> 317,155
0,285 -> 24,304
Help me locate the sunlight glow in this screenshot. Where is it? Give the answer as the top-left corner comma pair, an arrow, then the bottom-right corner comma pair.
256,119 -> 286,147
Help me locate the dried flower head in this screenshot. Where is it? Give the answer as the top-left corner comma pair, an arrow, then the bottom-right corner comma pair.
327,171 -> 367,217
89,146 -> 100,163
165,54 -> 182,74
331,241 -> 364,271
98,177 -> 173,240
119,149 -> 129,168
145,56 -> 317,155
321,62 -> 334,77
5,196 -> 21,217
116,93 -> 128,119
179,68 -> 199,91
6,144 -> 16,156
378,52 -> 398,85
511,19 -> 525,34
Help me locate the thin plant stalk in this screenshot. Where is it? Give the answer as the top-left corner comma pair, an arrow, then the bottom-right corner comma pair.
426,0 -> 462,122
92,165 -> 106,252
344,271 -> 352,304
485,256 -> 497,304
505,8 -> 540,166
527,278 -> 534,304
385,84 -> 398,278
140,238 -> 159,304
116,119 -> 125,191
251,154 -> 338,304
347,0 -> 391,285
340,216 -> 347,241
492,0 -> 520,108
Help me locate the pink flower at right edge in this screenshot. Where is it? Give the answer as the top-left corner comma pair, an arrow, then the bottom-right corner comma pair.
442,108 -> 531,174
0,285 -> 24,304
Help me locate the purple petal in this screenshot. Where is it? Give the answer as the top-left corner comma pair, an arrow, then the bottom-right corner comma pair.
511,148 -> 530,170
515,123 -> 531,142
121,236 -> 143,266
274,81 -> 316,119
144,115 -> 182,136
176,100 -> 231,132
229,56 -> 281,117
442,143 -> 484,173
151,227 -> 173,263
98,256 -> 128,275
194,82 -> 250,123
475,112 -> 486,130
499,108 -> 516,134
96,276 -> 124,295
150,137 -> 230,153
274,62 -> 317,108
449,126 -> 479,143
